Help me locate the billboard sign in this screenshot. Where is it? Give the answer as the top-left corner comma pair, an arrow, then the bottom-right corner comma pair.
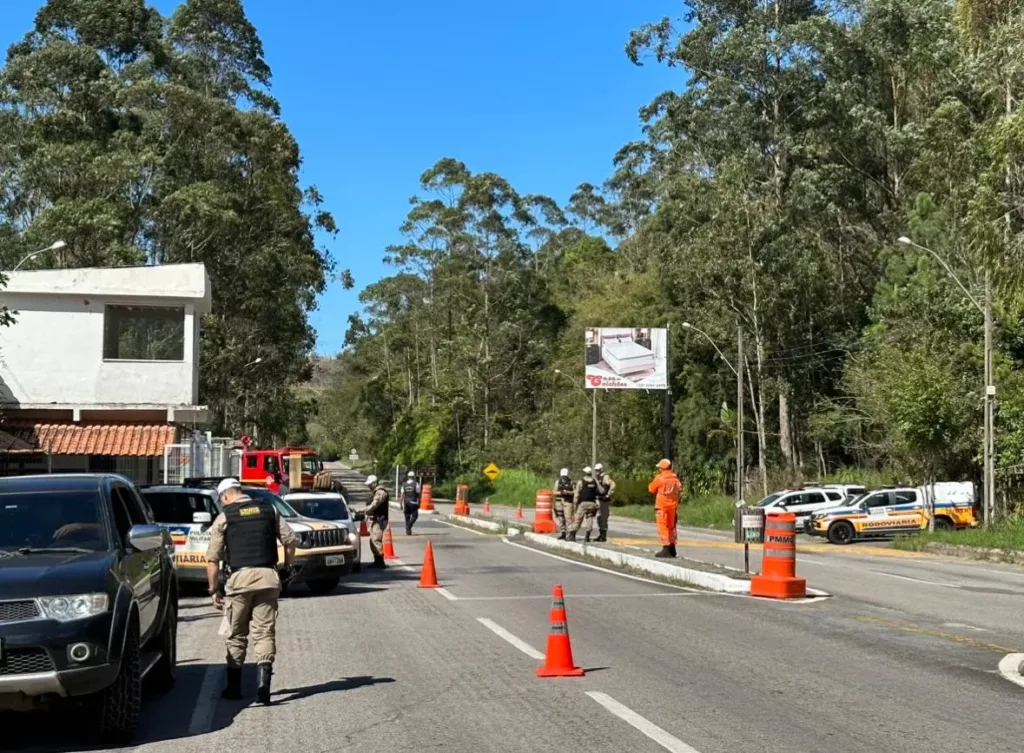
584,327 -> 667,390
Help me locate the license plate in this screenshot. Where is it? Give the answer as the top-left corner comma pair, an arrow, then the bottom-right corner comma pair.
324,555 -> 346,567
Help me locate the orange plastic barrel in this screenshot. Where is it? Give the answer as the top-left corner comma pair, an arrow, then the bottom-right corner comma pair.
533,489 -> 558,534
750,512 -> 806,599
453,484 -> 470,515
420,483 -> 435,512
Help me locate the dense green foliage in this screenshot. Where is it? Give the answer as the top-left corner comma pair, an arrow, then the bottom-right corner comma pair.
0,0 -> 343,441
318,0 -> 1024,500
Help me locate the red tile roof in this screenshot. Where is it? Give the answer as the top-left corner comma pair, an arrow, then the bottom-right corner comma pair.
2,423 -> 177,456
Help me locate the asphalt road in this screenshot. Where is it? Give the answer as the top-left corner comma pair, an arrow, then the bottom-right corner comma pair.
7,477 -> 1024,753
439,499 -> 1024,639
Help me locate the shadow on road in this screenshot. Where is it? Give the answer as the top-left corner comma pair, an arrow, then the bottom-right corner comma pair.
270,675 -> 395,705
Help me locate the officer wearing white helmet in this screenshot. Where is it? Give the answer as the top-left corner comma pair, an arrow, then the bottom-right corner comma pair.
553,467 -> 574,540
361,475 -> 389,568
401,470 -> 421,535
568,466 -> 600,542
593,463 -> 615,542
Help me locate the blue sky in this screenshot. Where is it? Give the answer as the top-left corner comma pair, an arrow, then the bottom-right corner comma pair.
1,0 -> 681,355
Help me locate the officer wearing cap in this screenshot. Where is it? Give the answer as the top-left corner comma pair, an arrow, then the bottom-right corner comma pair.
568,466 -> 600,543
362,475 -> 390,568
206,478 -> 297,704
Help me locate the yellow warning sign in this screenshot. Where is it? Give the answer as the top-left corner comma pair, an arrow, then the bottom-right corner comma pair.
482,462 -> 501,481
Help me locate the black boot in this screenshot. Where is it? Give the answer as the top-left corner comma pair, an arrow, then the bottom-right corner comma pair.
221,666 -> 242,700
368,555 -> 387,569
596,530 -> 607,542
256,662 -> 273,705
567,531 -> 577,542
584,531 -> 591,543
557,531 -> 566,540
669,544 -> 677,557
654,546 -> 674,558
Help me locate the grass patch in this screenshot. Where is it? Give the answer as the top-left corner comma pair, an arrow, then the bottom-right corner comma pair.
892,517 -> 1024,552
616,495 -> 735,529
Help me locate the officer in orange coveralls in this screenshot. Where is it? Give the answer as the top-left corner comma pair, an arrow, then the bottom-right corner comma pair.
648,458 -> 682,558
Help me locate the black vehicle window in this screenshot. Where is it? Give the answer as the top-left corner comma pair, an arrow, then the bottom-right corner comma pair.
803,492 -> 826,504
110,494 -> 133,547
894,490 -> 918,505
263,456 -> 279,474
865,493 -> 891,509
114,486 -> 147,526
288,497 -> 349,521
826,492 -> 843,501
246,455 -> 257,469
144,492 -> 214,523
0,490 -> 109,552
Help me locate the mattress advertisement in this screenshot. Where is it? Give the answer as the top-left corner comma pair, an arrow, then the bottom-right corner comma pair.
584,327 -> 667,390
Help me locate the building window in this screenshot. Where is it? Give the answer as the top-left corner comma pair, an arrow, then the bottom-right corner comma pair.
103,305 -> 185,361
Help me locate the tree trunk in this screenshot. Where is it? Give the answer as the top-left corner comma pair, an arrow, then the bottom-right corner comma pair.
779,389 -> 795,470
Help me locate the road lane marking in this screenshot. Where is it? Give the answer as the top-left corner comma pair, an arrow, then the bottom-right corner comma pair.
586,692 -> 702,753
390,557 -> 414,572
501,538 -> 704,592
437,519 -> 490,536
870,570 -> 959,588
187,664 -> 221,735
476,617 -> 545,660
943,622 -> 989,632
454,592 -> 708,601
998,654 -> 1024,689
856,615 -> 1017,653
436,586 -> 458,601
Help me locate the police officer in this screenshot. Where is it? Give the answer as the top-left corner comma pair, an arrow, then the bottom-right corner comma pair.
553,468 -> 574,540
401,470 -> 421,535
206,478 -> 297,704
568,466 -> 600,543
593,462 -> 616,542
362,475 -> 389,568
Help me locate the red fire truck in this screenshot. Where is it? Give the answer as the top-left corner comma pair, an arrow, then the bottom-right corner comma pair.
239,445 -> 323,491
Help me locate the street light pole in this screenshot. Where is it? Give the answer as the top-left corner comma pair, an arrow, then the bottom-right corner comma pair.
555,369 -> 597,467
682,322 -> 743,502
12,240 -> 67,271
897,236 -> 993,528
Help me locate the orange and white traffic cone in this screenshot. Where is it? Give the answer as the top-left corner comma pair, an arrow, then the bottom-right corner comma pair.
359,518 -> 369,537
516,502 -> 524,520
483,498 -> 491,515
382,525 -> 398,560
536,585 -> 584,677
418,541 -> 439,588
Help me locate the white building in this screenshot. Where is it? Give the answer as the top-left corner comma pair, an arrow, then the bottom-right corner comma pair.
0,264 -> 212,483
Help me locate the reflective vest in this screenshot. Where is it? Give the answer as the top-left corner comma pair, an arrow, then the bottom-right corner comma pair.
223,497 -> 278,570
578,478 -> 598,503
402,479 -> 419,505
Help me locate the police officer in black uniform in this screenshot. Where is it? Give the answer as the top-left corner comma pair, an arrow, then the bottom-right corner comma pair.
206,478 -> 297,704
402,470 -> 421,535
554,468 -> 574,540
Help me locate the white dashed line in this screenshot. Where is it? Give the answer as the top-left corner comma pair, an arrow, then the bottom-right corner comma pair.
501,538 -> 703,592
187,664 -> 221,735
998,654 -> 1024,689
586,691 -> 703,753
390,557 -> 414,572
476,617 -> 545,660
436,586 -> 458,601
871,571 -> 959,588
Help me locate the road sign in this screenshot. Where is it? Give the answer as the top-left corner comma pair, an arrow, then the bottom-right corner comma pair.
482,462 -> 501,481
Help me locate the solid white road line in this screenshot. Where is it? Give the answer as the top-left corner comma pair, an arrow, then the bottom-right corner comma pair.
437,519 -> 490,536
501,538 -> 704,592
436,586 -> 458,601
870,570 -> 958,588
454,592 -> 710,601
390,557 -> 414,572
998,654 -> 1024,689
187,664 -> 221,735
586,692 -> 703,753
476,617 -> 545,660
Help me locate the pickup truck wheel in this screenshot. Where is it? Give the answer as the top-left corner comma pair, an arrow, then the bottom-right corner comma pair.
307,576 -> 341,596
150,600 -> 177,692
934,517 -> 955,531
93,620 -> 142,744
827,521 -> 855,546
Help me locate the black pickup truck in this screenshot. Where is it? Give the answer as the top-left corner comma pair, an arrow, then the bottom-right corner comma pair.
0,474 -> 178,743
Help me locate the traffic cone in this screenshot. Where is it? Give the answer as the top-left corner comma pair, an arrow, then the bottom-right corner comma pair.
483,498 -> 491,515
382,525 -> 397,560
536,585 -> 584,677
516,502 -> 524,520
418,541 -> 439,588
359,518 -> 368,537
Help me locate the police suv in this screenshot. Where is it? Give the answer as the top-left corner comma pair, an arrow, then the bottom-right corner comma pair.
806,483 -> 978,545
142,479 -> 356,595
755,484 -> 866,530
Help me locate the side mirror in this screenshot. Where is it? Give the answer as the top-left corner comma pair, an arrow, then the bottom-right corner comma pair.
776,503 -> 787,511
128,524 -> 165,552
193,511 -> 213,525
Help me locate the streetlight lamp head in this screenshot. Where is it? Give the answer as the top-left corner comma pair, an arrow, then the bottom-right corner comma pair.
554,369 -> 562,374
897,236 -> 912,246
50,240 -> 67,251
253,357 -> 263,365
682,322 -> 692,329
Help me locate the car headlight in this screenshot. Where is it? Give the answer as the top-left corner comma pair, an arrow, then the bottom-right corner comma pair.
38,594 -> 109,622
